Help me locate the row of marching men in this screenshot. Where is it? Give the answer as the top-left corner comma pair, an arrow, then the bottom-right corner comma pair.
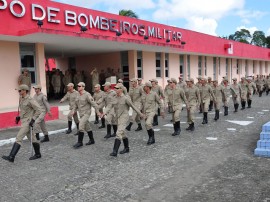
3,75 -> 269,163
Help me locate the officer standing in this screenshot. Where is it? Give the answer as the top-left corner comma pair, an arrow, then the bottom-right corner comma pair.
51,69 -> 62,99
103,83 -> 143,157
93,84 -> 105,128
60,83 -> 80,135
72,82 -> 100,149
230,78 -> 241,112
196,77 -> 203,113
33,85 -> 52,142
102,82 -> 117,139
62,70 -> 72,94
18,68 -> 32,91
200,78 -> 216,124
212,80 -> 225,121
73,71 -> 84,88
239,77 -> 248,110
126,78 -> 144,132
141,82 -> 164,145
2,84 -> 41,162
185,78 -> 201,131
90,68 -> 99,93
164,79 -> 173,113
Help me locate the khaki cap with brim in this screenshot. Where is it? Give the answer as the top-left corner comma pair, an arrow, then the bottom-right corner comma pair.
67,83 -> 74,87
150,79 -> 158,83
130,78 -> 137,82
241,77 -> 246,80
102,82 -> 111,87
16,84 -> 29,91
208,77 -> 212,80
137,78 -> 142,81
77,82 -> 85,87
118,79 -> 123,83
114,83 -> 124,89
33,85 -> 42,89
170,78 -> 177,84
95,84 -> 101,88
144,82 -> 152,87
232,78 -> 237,81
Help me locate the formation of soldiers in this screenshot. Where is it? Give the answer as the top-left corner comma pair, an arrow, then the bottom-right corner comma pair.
3,72 -> 270,163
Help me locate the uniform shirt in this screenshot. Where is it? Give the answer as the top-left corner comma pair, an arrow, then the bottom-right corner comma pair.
19,95 -> 41,125
247,82 -> 257,94
185,85 -> 201,105
239,81 -> 248,94
230,83 -> 241,97
177,81 -> 186,89
62,74 -> 72,86
61,90 -> 79,110
128,86 -> 143,104
18,75 -> 31,89
167,87 -> 189,110
33,93 -> 50,113
93,90 -> 105,107
200,84 -> 216,102
222,84 -> 231,99
212,85 -> 225,100
152,85 -> 165,98
103,90 -> 117,115
141,91 -> 164,114
164,84 -> 172,104
52,74 -> 61,87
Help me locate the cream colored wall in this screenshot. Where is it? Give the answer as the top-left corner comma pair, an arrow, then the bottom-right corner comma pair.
56,58 -> 68,72
169,53 -> 180,79
190,55 -> 198,80
142,51 -> 156,84
128,50 -> 137,79
0,41 -> 20,112
36,43 -> 46,95
206,56 -> 213,79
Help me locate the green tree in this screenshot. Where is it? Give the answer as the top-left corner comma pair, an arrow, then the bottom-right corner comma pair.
251,31 -> 266,47
228,29 -> 251,44
266,36 -> 270,48
119,9 -> 139,18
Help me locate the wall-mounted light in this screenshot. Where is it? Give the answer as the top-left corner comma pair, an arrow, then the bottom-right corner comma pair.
116,31 -> 122,37
37,20 -> 43,28
144,35 -> 149,40
80,26 -> 88,32
181,41 -> 186,45
166,39 -> 170,43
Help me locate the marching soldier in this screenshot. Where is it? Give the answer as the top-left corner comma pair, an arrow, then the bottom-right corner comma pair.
103,83 -> 143,157
164,79 -> 173,113
185,78 -> 201,131
196,77 -> 203,113
102,82 -> 117,139
51,69 -> 62,99
212,80 -> 225,121
177,76 -> 186,89
246,77 -> 257,108
166,78 -> 189,136
117,79 -> 128,95
265,75 -> 270,95
2,84 -> 41,162
150,79 -> 165,125
222,78 -> 231,116
126,78 -> 144,132
207,77 -> 214,111
60,83 -> 80,135
141,82 -> 164,145
93,84 -> 105,128
71,82 -> 100,149
18,68 -> 32,91
256,75 -> 265,97
230,78 -> 241,112
200,78 -> 216,124
239,77 -> 248,110
33,85 -> 52,143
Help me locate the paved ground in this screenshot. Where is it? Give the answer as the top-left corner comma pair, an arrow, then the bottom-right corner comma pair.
1,94 -> 270,202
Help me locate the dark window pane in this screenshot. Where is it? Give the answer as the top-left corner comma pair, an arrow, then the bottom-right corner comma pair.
123,65 -> 129,73
165,60 -> 168,67
138,70 -> 142,78
180,65 -> 183,74
156,60 -> 160,67
156,70 -> 161,77
137,59 -> 142,67
165,70 -> 169,77
21,55 -> 34,67
30,71 -> 36,83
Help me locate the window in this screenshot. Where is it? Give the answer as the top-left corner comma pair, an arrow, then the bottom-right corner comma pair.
213,57 -> 217,79
165,53 -> 169,77
236,59 -> 239,74
187,55 -> 190,79
245,60 -> 248,76
137,51 -> 143,78
218,57 -> 221,76
198,56 -> 202,76
226,58 -> 229,76
179,55 -> 184,76
20,43 -> 36,84
204,56 -> 207,76
156,52 -> 161,77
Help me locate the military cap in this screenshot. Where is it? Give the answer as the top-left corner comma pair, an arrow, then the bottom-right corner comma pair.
137,78 -> 142,81
118,79 -> 123,83
114,83 -> 124,89
208,77 -> 212,80
102,82 -> 111,87
33,85 -> 42,89
241,77 -> 246,80
67,83 -> 74,87
201,77 -> 207,81
232,78 -> 237,81
16,84 -> 29,91
77,82 -> 85,87
22,68 -> 29,72
130,78 -> 137,82
150,79 -> 158,83
170,78 -> 177,84
197,76 -> 202,80
144,82 -> 152,87
95,84 -> 100,88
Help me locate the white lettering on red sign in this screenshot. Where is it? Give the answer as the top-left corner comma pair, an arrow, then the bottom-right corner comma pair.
47,7 -> 60,24
32,4 -> 46,20
10,0 -> 25,18
0,0 -> 7,9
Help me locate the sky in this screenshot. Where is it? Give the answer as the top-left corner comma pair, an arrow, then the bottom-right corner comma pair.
52,0 -> 270,37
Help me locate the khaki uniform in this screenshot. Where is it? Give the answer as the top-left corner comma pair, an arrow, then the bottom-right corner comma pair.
16,95 -> 41,145
166,87 -> 188,123
200,85 -> 216,112
222,84 -> 231,107
230,83 -> 241,104
73,90 -> 99,132
152,85 -> 164,114
62,74 -> 72,93
18,75 -> 31,90
256,78 -> 265,92
103,90 -> 117,125
93,90 -> 105,113
185,85 -> 201,124
51,74 -> 61,93
239,81 -> 248,101
141,91 -> 164,130
247,81 -> 257,101
33,93 -> 50,136
177,81 -> 186,89
91,71 -> 99,92
61,90 -> 79,124
265,78 -> 270,94
128,86 -> 143,124
212,85 -> 225,110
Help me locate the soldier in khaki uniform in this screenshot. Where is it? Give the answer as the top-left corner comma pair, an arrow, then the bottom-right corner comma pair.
246,77 -> 257,108
137,78 -> 143,87
72,82 -> 100,149
222,78 -> 231,116
103,83 -> 143,157
230,78 -> 241,112
60,83 -> 80,135
166,78 -> 189,136
117,79 -> 128,95
177,76 -> 186,89
164,80 -> 173,113
2,85 -> 41,162
90,68 -> 99,93
185,78 -> 201,131
141,82 -> 164,145
207,77 -> 214,111
18,68 -> 32,91
33,85 -> 52,142
93,84 -> 105,128
150,79 -> 165,126
102,82 -> 117,139
265,75 -> 270,95
62,70 -> 72,94
126,78 -> 144,132
73,71 -> 84,88
212,80 -> 225,121
196,77 -> 203,113
200,78 -> 216,124
239,77 -> 248,110
256,75 -> 265,97
51,69 -> 62,98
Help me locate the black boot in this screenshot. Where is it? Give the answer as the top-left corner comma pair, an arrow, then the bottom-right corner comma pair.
241,101 -> 246,110
110,139 -> 121,157
73,132 -> 84,148
104,124 -> 112,139
2,143 -> 21,163
150,129 -> 155,144
74,123 -> 79,136
135,123 -> 142,131
36,133 -> 40,140
190,122 -> 195,131
234,103 -> 239,112
224,107 -> 228,116
259,91 -> 262,97
111,125 -> 117,137
202,112 -> 208,124
214,110 -> 219,121
186,124 -> 192,131
29,142 -> 41,160
119,138 -> 129,154
172,121 -> 181,136
94,114 -> 99,124
172,123 -> 176,136
66,121 -> 72,134
153,115 -> 158,126
86,131 -> 95,145
247,100 -> 252,108
208,101 -> 213,111
147,129 -> 152,145
199,105 -> 203,113
41,135 -> 49,143
125,122 -> 133,131
99,118 -> 105,129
